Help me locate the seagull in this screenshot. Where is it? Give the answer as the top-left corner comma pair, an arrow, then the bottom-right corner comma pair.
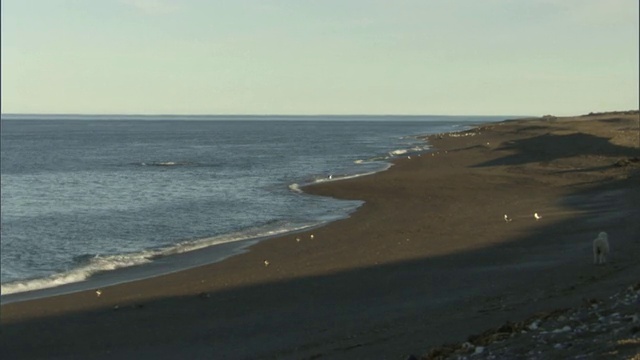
96,289 -> 102,297
407,156 -> 411,159
295,237 -> 301,242
263,260 -> 270,266
310,234 -> 314,239
504,214 -> 512,222
534,212 -> 542,220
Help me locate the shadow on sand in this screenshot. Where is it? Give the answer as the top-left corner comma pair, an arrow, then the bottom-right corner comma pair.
473,132 -> 639,168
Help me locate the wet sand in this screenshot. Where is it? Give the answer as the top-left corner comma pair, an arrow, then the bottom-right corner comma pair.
1,111 -> 639,359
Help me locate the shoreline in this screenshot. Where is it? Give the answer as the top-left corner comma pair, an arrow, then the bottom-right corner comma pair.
0,118 -> 449,301
0,119 -> 461,302
0,146 -> 388,302
1,111 -> 638,359
0,205 -> 359,305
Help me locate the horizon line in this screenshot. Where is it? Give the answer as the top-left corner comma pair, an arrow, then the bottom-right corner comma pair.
1,112 -> 533,118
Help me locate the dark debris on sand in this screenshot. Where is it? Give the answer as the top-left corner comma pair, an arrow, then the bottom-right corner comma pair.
419,283 -> 640,360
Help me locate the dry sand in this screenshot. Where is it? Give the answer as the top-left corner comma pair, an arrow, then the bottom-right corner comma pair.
1,111 -> 638,359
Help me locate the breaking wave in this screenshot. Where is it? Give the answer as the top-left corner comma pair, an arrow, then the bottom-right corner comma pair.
0,221 -> 316,295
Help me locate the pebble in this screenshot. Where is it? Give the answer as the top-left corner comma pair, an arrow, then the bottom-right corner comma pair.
552,325 -> 571,334
528,320 -> 540,330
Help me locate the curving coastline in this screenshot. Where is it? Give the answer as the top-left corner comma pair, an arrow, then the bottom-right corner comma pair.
1,111 -> 638,359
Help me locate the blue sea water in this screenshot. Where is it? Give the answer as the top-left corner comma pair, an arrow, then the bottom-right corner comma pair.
0,115 -> 506,297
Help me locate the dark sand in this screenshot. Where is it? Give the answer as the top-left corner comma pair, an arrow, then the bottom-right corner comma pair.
1,111 -> 639,359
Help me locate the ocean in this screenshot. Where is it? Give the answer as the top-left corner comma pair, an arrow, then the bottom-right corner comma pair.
0,115 -> 507,300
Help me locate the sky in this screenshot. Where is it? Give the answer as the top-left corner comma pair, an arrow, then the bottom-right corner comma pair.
1,0 -> 638,116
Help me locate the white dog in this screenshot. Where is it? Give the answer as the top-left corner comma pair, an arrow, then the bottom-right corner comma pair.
592,232 -> 610,265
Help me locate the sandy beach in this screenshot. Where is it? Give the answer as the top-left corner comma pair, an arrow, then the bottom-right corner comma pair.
1,111 -> 639,359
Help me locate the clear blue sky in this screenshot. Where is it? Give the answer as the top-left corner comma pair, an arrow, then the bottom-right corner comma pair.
1,0 -> 638,115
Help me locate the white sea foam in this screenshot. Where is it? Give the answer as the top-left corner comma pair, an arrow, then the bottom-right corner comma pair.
0,222 -> 316,295
163,223 -> 312,255
1,254 -> 154,295
1,272 -> 92,296
0,259 -> 147,296
136,161 -> 194,167
389,149 -> 408,156
310,167 -> 390,184
288,183 -> 302,193
387,145 -> 430,158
